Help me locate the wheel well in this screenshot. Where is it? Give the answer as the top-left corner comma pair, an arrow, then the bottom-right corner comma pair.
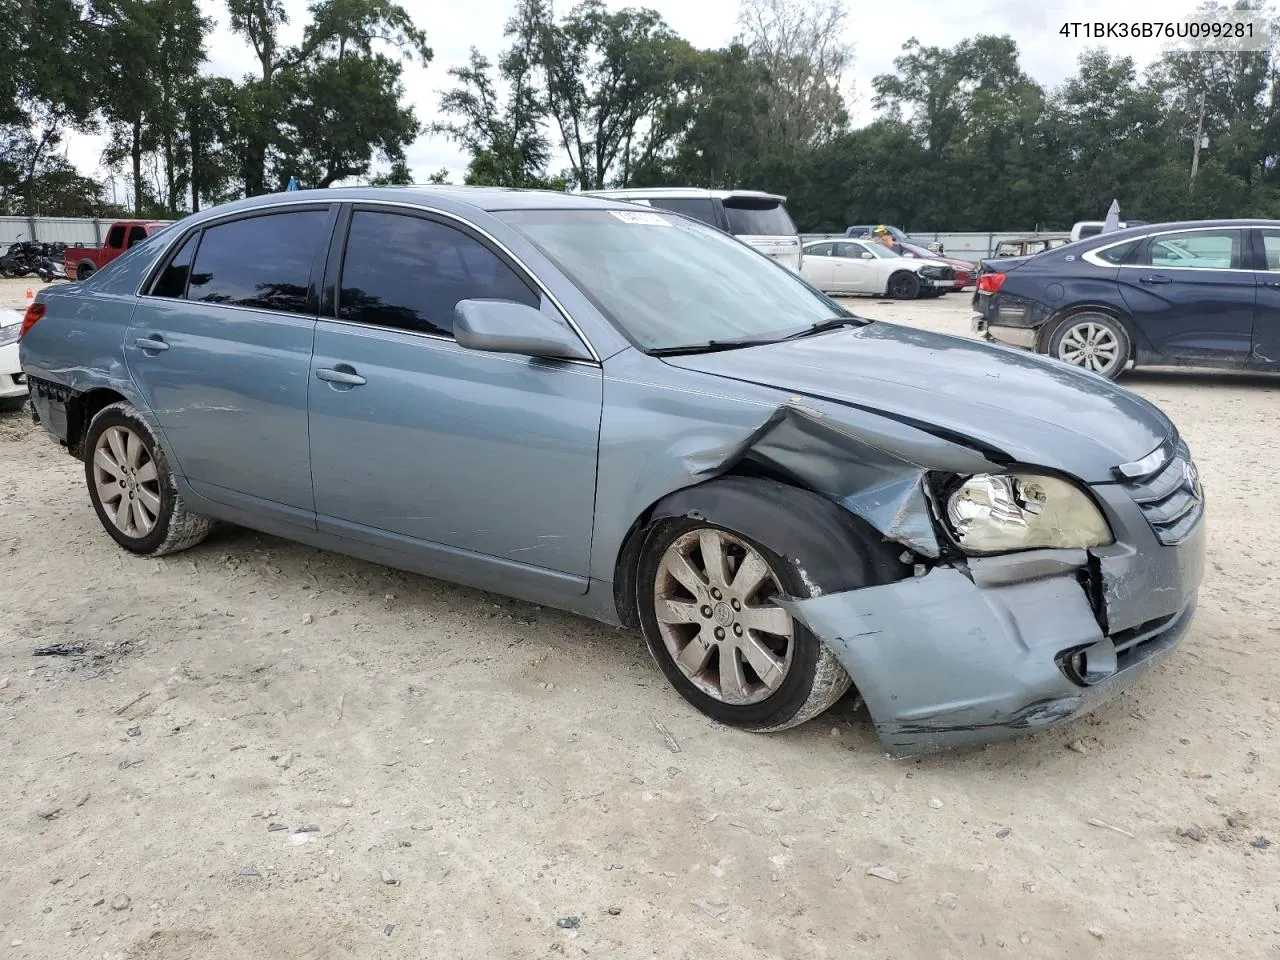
611,465 -> 906,629
1037,305 -> 1132,355
65,388 -> 128,459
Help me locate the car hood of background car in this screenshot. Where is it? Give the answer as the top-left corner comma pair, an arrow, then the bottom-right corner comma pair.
661,321 -> 1172,483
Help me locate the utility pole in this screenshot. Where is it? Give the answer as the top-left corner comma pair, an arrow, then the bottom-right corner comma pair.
1190,90 -> 1206,188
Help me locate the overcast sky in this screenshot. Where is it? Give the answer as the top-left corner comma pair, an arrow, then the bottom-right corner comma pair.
66,0 -> 1214,189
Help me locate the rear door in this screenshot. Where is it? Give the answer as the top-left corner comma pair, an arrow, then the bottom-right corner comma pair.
723,196 -> 801,271
1115,227 -> 1254,361
800,242 -> 836,288
126,205 -> 335,521
1249,227 -> 1280,365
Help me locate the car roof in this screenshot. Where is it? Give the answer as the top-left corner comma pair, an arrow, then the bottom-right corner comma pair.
584,187 -> 787,202
176,185 -> 653,220
1082,218 -> 1280,242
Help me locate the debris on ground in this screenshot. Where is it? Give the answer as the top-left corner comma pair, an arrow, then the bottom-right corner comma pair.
237,867 -> 260,877
109,895 -> 130,911
866,865 -> 900,883
267,823 -> 288,832
692,900 -> 729,920
652,718 -> 681,754
1177,826 -> 1207,842
1087,817 -> 1135,838
606,907 -> 621,916
555,916 -> 580,929
382,924 -> 395,937
34,643 -> 85,657
381,869 -> 398,885
1066,739 -> 1088,754
1252,836 -> 1271,850
35,801 -> 61,820
928,798 -> 943,809
996,827 -> 1012,839
766,800 -> 785,812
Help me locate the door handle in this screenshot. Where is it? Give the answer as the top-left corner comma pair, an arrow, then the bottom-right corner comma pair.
315,366 -> 366,386
135,336 -> 169,352
1138,276 -> 1172,285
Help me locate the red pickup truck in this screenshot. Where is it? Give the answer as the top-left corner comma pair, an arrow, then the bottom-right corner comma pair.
64,220 -> 172,281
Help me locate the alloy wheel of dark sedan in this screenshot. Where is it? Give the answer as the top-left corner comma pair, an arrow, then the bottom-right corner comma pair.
1049,313 -> 1130,380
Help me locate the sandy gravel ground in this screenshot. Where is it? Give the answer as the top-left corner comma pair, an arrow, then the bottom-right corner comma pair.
1,277 -> 1278,959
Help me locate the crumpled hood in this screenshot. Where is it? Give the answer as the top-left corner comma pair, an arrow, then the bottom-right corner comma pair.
662,322 -> 1172,483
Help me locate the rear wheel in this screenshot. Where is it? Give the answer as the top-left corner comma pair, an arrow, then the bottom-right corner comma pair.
76,263 -> 94,281
84,402 -> 211,556
1047,311 -> 1130,380
887,270 -> 921,299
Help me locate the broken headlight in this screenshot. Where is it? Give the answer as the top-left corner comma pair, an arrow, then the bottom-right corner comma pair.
944,473 -> 1113,555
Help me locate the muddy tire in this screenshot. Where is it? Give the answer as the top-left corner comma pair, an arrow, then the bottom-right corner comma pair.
83,401 -> 211,556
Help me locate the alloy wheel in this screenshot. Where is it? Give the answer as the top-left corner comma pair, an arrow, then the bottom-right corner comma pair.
92,425 -> 162,538
1057,320 -> 1122,376
652,529 -> 795,706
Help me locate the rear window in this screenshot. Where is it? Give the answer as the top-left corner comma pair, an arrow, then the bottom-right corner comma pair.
723,199 -> 796,237
644,197 -> 720,228
186,209 -> 328,314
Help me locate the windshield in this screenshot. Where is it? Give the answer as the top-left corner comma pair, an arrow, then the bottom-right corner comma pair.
499,208 -> 849,351
722,198 -> 796,237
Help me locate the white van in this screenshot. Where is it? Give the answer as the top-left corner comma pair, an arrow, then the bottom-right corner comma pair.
583,187 -> 803,272
1070,219 -> 1148,242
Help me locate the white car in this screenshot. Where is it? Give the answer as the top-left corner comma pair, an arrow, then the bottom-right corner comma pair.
1,306 -> 28,410
801,239 -> 957,299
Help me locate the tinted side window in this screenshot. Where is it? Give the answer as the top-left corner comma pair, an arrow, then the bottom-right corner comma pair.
127,226 -> 148,248
338,210 -> 538,337
806,242 -> 833,256
187,210 -> 327,313
107,225 -> 126,248
646,197 -> 719,226
834,242 -> 865,258
150,232 -> 199,299
1094,240 -> 1139,265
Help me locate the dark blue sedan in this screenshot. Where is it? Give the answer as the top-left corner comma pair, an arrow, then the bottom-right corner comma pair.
972,219 -> 1280,379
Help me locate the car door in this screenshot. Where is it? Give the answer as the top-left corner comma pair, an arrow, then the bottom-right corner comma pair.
1249,227 -> 1280,365
1115,227 -> 1254,361
125,205 -> 335,521
800,242 -> 836,288
307,205 -> 603,583
830,242 -> 879,293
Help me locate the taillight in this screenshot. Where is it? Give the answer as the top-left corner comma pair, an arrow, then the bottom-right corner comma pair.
976,272 -> 1006,294
19,302 -> 45,340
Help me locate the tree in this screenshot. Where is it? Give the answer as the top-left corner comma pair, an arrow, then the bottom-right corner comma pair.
737,0 -> 853,158
538,0 -> 692,189
225,0 -> 430,194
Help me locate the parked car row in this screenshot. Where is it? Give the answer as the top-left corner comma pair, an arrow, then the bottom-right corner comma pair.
17,186 -> 1206,756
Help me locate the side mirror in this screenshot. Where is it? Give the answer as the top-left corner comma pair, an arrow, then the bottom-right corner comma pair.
453,299 -> 594,362
860,252 -> 874,259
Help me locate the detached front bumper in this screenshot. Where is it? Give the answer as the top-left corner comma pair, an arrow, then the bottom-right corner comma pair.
778,465 -> 1206,756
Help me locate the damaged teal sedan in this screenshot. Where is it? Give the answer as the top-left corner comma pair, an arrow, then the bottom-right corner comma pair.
17,187 -> 1206,755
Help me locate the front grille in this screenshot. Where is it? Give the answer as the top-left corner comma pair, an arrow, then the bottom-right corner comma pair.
1122,439 -> 1204,545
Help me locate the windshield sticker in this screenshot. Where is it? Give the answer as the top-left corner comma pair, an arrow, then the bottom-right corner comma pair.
609,210 -> 673,227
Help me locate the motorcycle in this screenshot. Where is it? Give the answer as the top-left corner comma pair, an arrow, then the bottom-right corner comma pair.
1,237 -> 67,281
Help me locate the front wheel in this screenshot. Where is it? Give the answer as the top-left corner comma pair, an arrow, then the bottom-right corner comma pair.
1047,312 -> 1131,380
84,402 -> 212,556
638,521 -> 852,732
887,270 -> 921,299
